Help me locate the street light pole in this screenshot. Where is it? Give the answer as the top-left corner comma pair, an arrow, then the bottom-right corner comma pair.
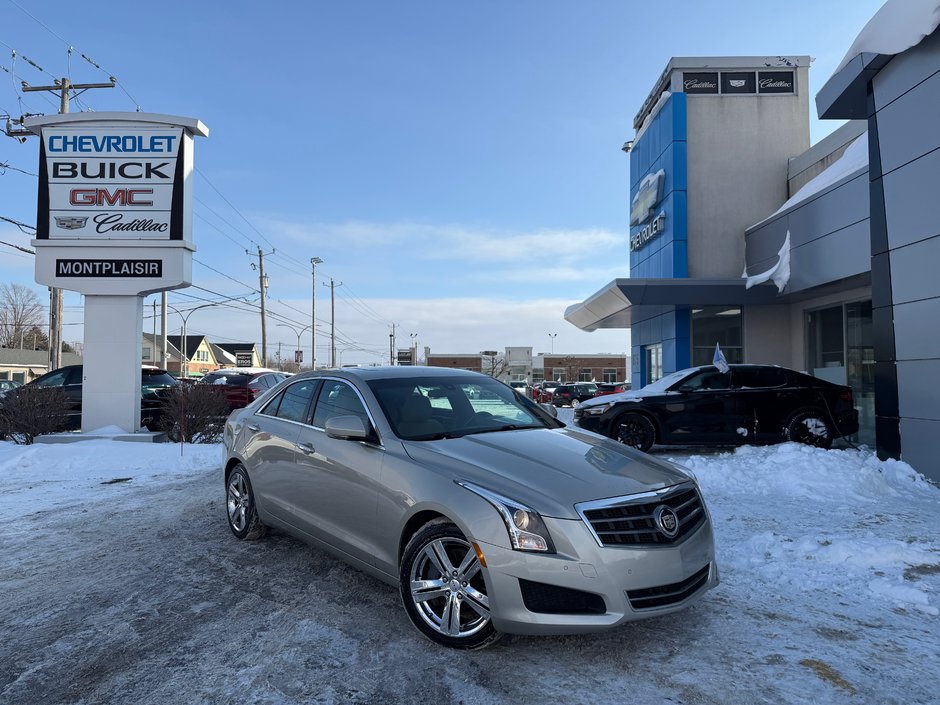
277,323 -> 313,368
549,333 -> 557,354
311,257 -> 322,370
167,300 -> 242,378
410,332 -> 418,366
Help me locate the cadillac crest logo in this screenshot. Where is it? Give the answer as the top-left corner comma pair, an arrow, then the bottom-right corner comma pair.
653,505 -> 679,538
54,216 -> 89,231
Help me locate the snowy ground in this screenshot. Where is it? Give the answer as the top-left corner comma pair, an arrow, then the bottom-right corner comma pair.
1,410 -> 938,705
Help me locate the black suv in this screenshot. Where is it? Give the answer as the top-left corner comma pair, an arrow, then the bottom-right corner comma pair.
574,364 -> 859,452
5,365 -> 179,431
551,383 -> 598,407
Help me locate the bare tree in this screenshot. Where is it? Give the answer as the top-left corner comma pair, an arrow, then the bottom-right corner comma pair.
0,284 -> 43,349
480,352 -> 510,379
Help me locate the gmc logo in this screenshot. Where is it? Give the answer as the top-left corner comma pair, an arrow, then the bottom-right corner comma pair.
68,188 -> 154,207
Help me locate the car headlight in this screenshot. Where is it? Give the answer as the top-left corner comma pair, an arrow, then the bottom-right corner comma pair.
582,402 -> 613,416
456,481 -> 555,553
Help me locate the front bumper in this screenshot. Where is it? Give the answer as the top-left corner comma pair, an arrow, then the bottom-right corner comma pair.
473,514 -> 718,636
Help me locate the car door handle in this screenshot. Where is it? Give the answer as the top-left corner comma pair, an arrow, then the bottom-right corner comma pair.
296,442 -> 316,455
247,423 -> 260,433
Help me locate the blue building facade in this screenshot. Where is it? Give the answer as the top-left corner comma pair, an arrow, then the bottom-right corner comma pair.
628,92 -> 689,388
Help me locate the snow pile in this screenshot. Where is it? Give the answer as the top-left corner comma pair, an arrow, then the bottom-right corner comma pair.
835,0 -> 940,74
0,439 -> 220,522
673,442 -> 939,617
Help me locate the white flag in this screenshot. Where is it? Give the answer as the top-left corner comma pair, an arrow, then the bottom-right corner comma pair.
713,343 -> 730,374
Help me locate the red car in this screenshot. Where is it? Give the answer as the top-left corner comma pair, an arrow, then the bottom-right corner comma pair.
199,368 -> 286,410
594,382 -> 631,397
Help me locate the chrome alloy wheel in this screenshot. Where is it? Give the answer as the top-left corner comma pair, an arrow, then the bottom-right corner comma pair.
409,536 -> 490,639
227,472 -> 251,533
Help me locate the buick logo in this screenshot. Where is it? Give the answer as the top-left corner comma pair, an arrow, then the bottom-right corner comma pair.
653,505 -> 680,538
54,216 -> 88,231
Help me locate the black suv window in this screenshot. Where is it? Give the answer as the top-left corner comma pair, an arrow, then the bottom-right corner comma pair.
141,370 -> 177,388
733,367 -> 787,389
681,370 -> 731,391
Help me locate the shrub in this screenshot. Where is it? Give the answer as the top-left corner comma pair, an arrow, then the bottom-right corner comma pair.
158,384 -> 231,443
0,386 -> 71,444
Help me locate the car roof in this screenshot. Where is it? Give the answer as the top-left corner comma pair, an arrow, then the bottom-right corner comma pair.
303,365 -> 491,383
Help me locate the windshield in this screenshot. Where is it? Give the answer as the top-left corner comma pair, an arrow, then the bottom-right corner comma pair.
638,369 -> 695,393
368,375 -> 561,440
141,370 -> 178,389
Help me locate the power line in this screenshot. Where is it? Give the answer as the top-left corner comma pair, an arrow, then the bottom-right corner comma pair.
195,168 -> 276,249
192,257 -> 260,294
0,214 -> 36,235
0,160 -> 37,177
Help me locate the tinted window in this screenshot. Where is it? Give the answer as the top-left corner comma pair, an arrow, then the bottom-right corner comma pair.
204,373 -> 251,386
312,380 -> 369,429
734,367 -> 787,389
141,370 -> 177,388
273,380 -> 317,423
34,370 -> 70,388
682,370 -> 731,391
256,375 -> 272,389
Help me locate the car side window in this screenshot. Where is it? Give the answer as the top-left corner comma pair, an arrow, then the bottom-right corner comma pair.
735,367 -> 787,389
683,371 -> 730,391
258,380 -> 317,422
34,370 -> 69,387
312,380 -> 370,429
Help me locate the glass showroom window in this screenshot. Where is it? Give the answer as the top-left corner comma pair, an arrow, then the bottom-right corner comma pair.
579,368 -> 592,382
645,344 -> 663,385
691,307 -> 743,367
603,368 -> 617,383
552,367 -> 565,382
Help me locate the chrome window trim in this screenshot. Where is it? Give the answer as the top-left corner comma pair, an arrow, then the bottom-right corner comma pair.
308,375 -> 385,448
574,481 -> 699,548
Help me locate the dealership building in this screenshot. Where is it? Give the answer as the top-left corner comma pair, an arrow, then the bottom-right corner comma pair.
565,4 -> 940,478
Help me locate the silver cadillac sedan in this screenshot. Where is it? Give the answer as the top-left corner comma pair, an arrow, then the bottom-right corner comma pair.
222,366 -> 718,649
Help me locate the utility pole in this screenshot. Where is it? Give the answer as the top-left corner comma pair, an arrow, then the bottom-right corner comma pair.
389,323 -> 396,365
311,256 -> 322,370
249,247 -> 273,366
20,76 -> 115,371
323,278 -> 342,367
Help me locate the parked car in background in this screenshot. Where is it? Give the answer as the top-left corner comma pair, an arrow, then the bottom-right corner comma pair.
508,380 -> 532,398
200,368 -> 285,411
575,364 -> 859,452
536,381 -> 562,403
223,366 -> 717,649
0,379 -> 23,397
552,382 -> 598,407
0,365 -> 178,430
594,382 -> 631,397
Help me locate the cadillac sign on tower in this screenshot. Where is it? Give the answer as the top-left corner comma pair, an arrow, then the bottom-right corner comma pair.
26,112 -> 208,434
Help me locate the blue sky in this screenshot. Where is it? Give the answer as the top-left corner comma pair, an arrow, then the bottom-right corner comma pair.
0,0 -> 884,366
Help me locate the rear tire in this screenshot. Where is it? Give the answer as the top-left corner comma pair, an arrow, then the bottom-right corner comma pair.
226,464 -> 267,540
613,412 -> 655,453
785,410 -> 832,449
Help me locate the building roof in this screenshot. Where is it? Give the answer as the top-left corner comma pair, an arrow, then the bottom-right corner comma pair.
564,279 -> 780,331
214,342 -> 258,354
0,348 -> 82,366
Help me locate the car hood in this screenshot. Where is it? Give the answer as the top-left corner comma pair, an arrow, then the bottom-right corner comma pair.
579,388 -> 671,408
401,427 -> 693,519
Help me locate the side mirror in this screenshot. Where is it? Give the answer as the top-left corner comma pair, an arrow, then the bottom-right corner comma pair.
325,415 -> 370,441
539,403 -> 558,418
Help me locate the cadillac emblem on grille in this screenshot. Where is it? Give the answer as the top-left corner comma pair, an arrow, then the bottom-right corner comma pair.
54,216 -> 88,231
653,505 -> 679,538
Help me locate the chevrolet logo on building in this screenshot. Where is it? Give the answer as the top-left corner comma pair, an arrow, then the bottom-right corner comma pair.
630,169 -> 665,226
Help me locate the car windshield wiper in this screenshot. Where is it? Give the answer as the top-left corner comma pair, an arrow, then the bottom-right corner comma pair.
465,424 -> 543,435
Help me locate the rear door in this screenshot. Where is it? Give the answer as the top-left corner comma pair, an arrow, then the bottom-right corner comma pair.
241,379 -> 318,519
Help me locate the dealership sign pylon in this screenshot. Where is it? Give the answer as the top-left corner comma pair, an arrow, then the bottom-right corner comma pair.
25,112 -> 208,434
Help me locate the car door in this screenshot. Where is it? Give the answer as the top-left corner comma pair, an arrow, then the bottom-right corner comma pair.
240,379 -> 317,520
664,369 -> 746,443
731,367 -> 796,442
288,378 -> 385,568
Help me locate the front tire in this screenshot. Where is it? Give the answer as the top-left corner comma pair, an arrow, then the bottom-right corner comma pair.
400,520 -> 501,650
785,410 -> 832,449
226,464 -> 267,540
614,412 -> 655,452
571,398 -> 581,408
